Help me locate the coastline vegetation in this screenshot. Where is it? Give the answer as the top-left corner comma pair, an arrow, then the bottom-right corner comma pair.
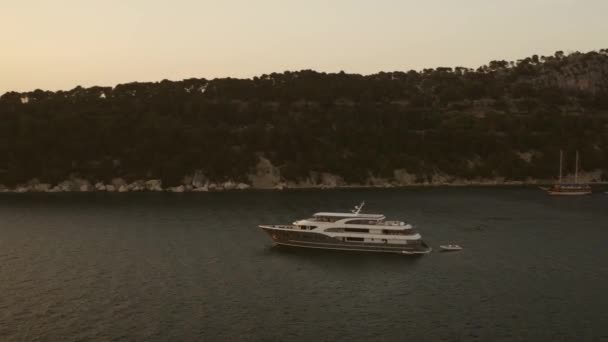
1,49 -> 608,189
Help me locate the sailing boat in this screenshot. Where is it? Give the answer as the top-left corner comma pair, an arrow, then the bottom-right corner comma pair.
545,150 -> 592,195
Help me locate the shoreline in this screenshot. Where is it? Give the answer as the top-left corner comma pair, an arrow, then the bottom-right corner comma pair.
2,180 -> 607,194
4,160 -> 604,194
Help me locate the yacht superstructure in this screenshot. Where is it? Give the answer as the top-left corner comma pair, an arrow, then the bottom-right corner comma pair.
259,202 -> 431,254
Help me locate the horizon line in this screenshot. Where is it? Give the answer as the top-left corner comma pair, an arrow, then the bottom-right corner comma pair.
3,47 -> 606,96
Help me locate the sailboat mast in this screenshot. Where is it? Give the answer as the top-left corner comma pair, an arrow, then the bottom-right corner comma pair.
575,150 -> 579,184
559,150 -> 563,184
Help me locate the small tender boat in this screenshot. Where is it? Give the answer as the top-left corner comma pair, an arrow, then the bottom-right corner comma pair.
440,244 -> 462,251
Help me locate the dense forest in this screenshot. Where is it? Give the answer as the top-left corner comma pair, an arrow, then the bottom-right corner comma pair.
1,49 -> 608,189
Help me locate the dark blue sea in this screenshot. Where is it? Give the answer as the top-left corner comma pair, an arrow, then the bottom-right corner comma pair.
1,188 -> 608,341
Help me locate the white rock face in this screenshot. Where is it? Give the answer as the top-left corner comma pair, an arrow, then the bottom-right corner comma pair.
118,185 -> 129,193
319,173 -> 344,188
367,175 -> 390,187
170,185 -> 186,193
129,180 -> 146,191
430,173 -> 453,185
33,183 -> 52,192
26,178 -> 40,187
58,180 -> 76,192
73,178 -> 92,192
223,181 -> 236,190
192,185 -> 209,192
192,171 -> 207,189
517,151 -> 534,163
236,183 -> 250,190
111,178 -> 127,188
563,169 -> 603,183
95,182 -> 106,191
248,157 -> 281,189
145,179 -> 163,191
393,169 -> 417,185
106,185 -> 116,192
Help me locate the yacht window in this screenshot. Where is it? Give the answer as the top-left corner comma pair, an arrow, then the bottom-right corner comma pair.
345,219 -> 378,225
344,228 -> 369,233
317,216 -> 338,222
346,237 -> 364,242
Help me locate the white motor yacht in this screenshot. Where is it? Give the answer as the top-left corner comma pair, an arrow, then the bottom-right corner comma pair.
259,202 -> 431,255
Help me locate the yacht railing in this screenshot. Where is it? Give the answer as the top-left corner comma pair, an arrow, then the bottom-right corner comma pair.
382,221 -> 404,226
306,218 -> 408,227
382,229 -> 417,235
346,220 -> 406,226
269,225 -> 295,229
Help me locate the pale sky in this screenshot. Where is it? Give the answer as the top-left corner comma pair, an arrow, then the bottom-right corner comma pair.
1,0 -> 607,94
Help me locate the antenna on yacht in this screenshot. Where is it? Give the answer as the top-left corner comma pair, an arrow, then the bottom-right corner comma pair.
352,201 -> 365,214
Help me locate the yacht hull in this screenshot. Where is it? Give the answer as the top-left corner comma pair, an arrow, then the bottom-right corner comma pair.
260,226 -> 431,255
547,190 -> 592,196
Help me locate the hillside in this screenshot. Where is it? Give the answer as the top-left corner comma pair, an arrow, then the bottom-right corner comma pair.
1,49 -> 608,191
